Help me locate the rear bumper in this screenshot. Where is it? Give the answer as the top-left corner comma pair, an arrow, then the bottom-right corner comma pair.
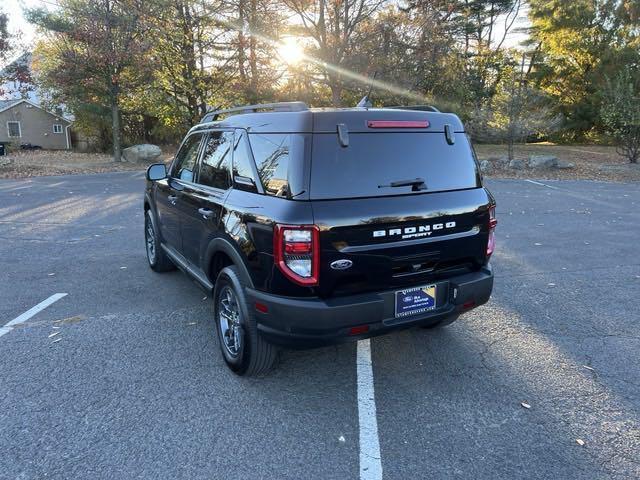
246,265 -> 493,348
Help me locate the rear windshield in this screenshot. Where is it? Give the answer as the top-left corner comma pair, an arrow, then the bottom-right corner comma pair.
309,132 -> 479,200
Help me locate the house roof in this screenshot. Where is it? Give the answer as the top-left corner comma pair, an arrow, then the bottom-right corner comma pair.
0,99 -> 21,111
0,99 -> 72,123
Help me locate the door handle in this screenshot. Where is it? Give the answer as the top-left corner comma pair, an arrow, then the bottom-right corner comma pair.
167,194 -> 177,205
198,208 -> 215,219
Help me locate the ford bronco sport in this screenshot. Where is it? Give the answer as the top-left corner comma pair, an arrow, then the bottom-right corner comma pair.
143,101 -> 496,376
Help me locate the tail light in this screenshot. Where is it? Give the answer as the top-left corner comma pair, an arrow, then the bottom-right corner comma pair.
274,224 -> 320,286
486,205 -> 497,258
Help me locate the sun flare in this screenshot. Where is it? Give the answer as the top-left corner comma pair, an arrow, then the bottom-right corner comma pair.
278,37 -> 304,65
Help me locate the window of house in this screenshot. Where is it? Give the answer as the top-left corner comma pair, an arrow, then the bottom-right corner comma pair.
53,124 -> 63,134
7,121 -> 21,138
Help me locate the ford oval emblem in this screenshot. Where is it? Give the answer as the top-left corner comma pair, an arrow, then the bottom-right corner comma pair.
330,259 -> 353,270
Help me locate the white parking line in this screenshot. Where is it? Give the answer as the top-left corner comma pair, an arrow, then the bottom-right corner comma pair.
357,339 -> 383,480
0,293 -> 68,338
525,179 -> 560,190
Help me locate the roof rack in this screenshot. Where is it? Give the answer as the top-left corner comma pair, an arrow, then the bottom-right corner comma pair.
200,101 -> 309,123
386,105 -> 440,113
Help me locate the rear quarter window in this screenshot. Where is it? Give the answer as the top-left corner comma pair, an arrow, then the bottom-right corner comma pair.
248,133 -> 308,199
309,132 -> 479,200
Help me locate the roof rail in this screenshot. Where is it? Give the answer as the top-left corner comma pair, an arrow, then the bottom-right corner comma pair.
386,105 -> 440,113
200,101 -> 309,123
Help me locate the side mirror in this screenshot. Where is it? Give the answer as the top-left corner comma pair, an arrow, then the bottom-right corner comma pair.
146,163 -> 167,181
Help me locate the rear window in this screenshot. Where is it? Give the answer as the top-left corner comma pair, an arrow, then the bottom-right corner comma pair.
309,133 -> 479,200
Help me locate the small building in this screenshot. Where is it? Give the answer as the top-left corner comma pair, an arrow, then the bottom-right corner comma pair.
0,99 -> 72,150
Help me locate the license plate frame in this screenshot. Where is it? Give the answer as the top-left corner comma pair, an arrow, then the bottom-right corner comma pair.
395,284 -> 437,318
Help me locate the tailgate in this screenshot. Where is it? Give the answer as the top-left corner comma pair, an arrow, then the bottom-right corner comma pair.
312,188 -> 492,297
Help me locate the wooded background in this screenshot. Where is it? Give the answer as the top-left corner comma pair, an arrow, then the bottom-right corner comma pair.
1,0 -> 639,162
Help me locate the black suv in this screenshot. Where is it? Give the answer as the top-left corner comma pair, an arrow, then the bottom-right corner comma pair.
144,102 -> 496,375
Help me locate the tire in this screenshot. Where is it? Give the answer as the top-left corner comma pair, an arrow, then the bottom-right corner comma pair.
420,314 -> 459,329
213,265 -> 278,376
145,210 -> 175,272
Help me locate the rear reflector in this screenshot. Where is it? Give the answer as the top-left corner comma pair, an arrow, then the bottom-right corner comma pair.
367,120 -> 429,128
463,300 -> 476,310
255,302 -> 268,313
349,325 -> 370,335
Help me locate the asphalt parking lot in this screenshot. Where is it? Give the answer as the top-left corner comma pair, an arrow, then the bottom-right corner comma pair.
1,172 -> 638,479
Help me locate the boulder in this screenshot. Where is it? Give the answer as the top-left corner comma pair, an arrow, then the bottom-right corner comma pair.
487,155 -> 509,167
528,154 -> 558,169
479,160 -> 493,173
122,144 -> 162,163
555,160 -> 575,169
508,159 -> 525,170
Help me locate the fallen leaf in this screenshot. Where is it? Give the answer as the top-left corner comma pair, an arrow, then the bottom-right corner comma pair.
576,439 -> 585,446
521,402 -> 531,409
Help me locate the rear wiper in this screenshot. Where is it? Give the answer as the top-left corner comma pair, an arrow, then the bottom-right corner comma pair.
378,178 -> 427,192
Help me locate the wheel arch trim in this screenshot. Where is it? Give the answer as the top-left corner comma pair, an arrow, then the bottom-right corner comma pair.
204,237 -> 255,289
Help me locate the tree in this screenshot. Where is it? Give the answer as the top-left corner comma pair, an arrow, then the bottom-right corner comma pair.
146,0 -> 234,128
467,53 -> 561,159
28,0 -> 158,161
283,0 -> 388,106
602,68 -> 640,163
230,0 -> 284,104
528,0 -> 640,137
0,8 -> 11,62
0,53 -> 36,99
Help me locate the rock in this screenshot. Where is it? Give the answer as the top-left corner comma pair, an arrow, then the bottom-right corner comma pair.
508,159 -> 525,170
528,154 -> 558,169
555,160 -> 575,169
487,155 -> 509,166
122,144 -> 162,163
479,160 -> 493,173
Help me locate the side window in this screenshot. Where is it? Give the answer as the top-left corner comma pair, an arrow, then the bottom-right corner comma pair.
232,130 -> 258,193
172,133 -> 203,182
249,133 -> 290,197
198,131 -> 232,189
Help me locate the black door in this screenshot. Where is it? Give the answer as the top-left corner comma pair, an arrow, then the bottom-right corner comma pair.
180,130 -> 234,266
154,132 -> 204,250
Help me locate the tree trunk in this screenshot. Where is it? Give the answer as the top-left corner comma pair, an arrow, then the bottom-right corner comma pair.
248,0 -> 258,103
330,82 -> 342,107
111,93 -> 122,162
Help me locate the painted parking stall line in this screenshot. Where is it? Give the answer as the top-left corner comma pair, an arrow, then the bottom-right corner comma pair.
357,339 -> 383,480
0,293 -> 68,338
